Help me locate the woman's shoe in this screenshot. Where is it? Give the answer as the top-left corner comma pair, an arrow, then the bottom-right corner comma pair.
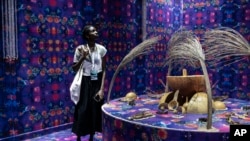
89,134 -> 94,141
77,136 -> 81,141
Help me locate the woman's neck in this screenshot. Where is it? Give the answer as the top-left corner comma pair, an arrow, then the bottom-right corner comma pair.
87,42 -> 96,51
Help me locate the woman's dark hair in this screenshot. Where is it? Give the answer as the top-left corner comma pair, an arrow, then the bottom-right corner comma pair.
82,25 -> 94,39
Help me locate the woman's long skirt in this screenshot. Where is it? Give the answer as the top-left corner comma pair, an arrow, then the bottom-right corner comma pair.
72,72 -> 104,136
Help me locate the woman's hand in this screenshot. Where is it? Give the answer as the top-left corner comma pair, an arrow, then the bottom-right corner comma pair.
97,89 -> 104,99
94,89 -> 104,102
78,47 -> 89,58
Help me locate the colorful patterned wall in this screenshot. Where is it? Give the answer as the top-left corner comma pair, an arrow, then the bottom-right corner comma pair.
0,0 -> 249,140
0,0 -> 143,139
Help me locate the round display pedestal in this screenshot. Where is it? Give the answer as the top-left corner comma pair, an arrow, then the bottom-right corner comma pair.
102,95 -> 250,141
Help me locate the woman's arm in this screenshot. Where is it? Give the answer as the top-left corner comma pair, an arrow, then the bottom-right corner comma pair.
96,57 -> 106,100
72,56 -> 85,72
100,57 -> 106,90
72,46 -> 89,72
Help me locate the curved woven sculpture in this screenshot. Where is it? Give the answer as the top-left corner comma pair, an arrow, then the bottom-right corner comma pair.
164,28 -> 213,129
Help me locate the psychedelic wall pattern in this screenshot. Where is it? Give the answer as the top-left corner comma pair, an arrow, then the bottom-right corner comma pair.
0,0 -> 143,139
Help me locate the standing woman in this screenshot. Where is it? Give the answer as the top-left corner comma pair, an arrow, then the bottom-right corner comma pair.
71,25 -> 107,141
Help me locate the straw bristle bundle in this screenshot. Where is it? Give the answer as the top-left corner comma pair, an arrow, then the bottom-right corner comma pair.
164,29 -> 205,68
202,27 -> 250,66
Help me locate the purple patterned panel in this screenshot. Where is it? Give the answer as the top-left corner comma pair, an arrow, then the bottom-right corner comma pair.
101,0 -> 143,100
0,0 -> 85,139
146,0 -> 181,94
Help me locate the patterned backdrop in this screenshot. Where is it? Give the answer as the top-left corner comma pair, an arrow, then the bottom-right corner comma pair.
0,0 -> 249,140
